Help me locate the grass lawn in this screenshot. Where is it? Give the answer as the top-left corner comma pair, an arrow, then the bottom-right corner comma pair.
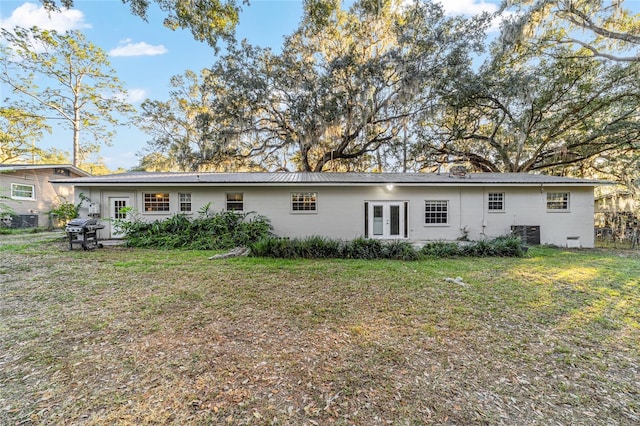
1,233 -> 639,425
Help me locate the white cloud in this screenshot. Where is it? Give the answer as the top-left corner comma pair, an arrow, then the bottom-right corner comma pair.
435,0 -> 498,16
126,88 -> 147,103
109,41 -> 168,57
0,2 -> 90,31
109,88 -> 147,104
434,0 -> 510,33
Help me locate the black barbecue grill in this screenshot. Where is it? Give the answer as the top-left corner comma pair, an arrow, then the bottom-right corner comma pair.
65,218 -> 105,250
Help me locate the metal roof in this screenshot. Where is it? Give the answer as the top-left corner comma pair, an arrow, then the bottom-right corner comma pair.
0,163 -> 90,177
51,171 -> 610,186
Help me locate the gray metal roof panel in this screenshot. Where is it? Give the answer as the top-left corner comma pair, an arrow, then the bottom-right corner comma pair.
51,172 -> 610,186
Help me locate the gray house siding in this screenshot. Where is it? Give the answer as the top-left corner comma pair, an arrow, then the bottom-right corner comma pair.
75,181 -> 596,247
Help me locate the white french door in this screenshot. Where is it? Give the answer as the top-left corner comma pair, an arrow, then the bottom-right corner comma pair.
366,201 -> 407,239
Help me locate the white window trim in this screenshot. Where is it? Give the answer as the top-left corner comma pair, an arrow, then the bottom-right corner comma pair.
546,192 -> 570,212
11,183 -> 35,201
488,192 -> 505,213
290,192 -> 318,214
424,200 -> 449,226
226,192 -> 244,212
143,192 -> 171,213
178,193 -> 192,213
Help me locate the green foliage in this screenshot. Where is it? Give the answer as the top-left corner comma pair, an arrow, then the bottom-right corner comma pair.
48,193 -> 90,226
42,0 -> 245,50
179,0 -> 488,172
137,70 -> 250,172
0,26 -> 135,166
0,212 -> 19,230
341,238 -> 386,260
382,240 -> 421,261
1,107 -> 50,163
251,235 -> 527,260
48,199 -> 78,224
421,236 -> 528,258
116,209 -> 272,250
419,241 -> 463,258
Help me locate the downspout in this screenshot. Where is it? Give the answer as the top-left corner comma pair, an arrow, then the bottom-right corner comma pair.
481,186 -> 486,237
459,186 -> 463,235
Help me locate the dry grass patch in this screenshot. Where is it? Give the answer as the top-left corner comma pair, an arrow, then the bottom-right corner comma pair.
1,234 -> 639,425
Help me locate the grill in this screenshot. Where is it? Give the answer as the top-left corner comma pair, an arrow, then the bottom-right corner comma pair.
65,218 -> 105,250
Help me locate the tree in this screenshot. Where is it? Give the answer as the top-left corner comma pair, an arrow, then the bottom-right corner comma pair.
500,0 -> 640,62
202,0 -> 488,172
1,27 -> 135,167
137,69 -> 256,172
40,0 -> 247,50
416,41 -> 640,173
0,107 -> 51,163
35,147 -> 71,165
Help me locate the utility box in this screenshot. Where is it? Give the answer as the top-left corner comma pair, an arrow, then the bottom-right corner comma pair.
88,202 -> 100,215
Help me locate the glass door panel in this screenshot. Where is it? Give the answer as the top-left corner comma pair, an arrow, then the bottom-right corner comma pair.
373,205 -> 383,235
390,205 -> 400,236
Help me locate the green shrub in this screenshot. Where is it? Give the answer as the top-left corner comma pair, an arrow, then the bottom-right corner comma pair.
250,237 -> 295,258
119,210 -> 272,250
421,236 -> 527,258
420,241 -> 463,258
462,239 -> 495,257
250,235 -> 526,260
485,235 -> 528,257
383,240 -> 421,261
342,238 -> 386,259
250,237 -> 419,260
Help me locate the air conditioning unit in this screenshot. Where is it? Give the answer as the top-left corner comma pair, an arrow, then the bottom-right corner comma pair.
511,225 -> 540,245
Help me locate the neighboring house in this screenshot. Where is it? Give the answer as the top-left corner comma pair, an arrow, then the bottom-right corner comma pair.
52,171 -> 608,247
0,164 -> 90,228
594,190 -> 638,241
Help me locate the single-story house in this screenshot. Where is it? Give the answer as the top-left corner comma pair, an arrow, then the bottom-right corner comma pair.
52,171 -> 608,247
0,164 -> 89,228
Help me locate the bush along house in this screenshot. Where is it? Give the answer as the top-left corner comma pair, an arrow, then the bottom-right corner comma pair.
51,171 -> 609,248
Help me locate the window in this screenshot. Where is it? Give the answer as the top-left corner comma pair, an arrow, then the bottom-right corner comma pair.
179,193 -> 192,212
144,193 -> 170,212
11,183 -> 35,200
226,193 -> 244,211
547,192 -> 569,210
113,199 -> 128,219
291,192 -> 317,212
425,200 -> 448,224
488,192 -> 504,211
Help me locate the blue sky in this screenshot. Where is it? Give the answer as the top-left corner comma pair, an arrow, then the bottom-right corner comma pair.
1,0 -> 514,170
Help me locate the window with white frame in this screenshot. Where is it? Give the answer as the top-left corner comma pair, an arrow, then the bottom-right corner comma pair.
144,193 -> 170,212
179,193 -> 192,212
488,192 -> 504,211
546,192 -> 569,210
425,200 -> 448,224
11,183 -> 35,200
226,193 -> 244,211
291,192 -> 317,212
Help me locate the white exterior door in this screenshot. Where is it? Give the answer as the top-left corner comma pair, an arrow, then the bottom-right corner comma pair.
367,201 -> 406,239
109,197 -> 130,238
